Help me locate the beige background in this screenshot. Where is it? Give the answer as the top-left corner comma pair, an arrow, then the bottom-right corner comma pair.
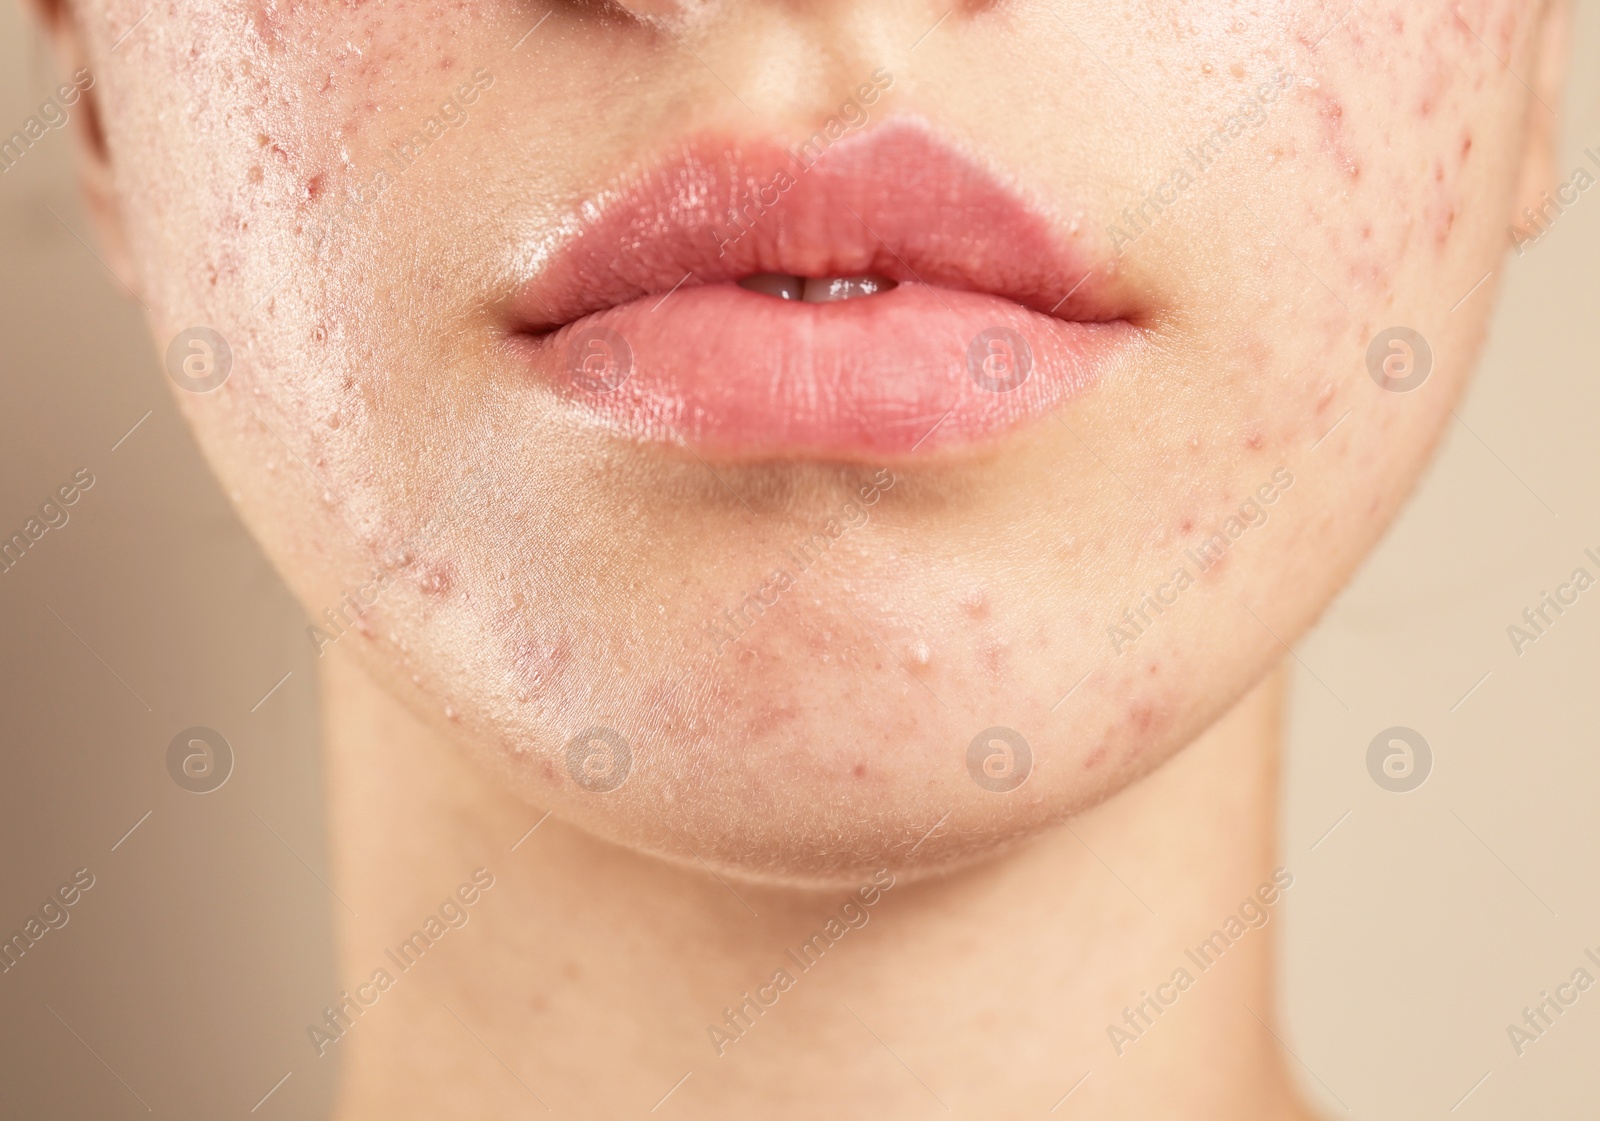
1,3 -> 1597,1118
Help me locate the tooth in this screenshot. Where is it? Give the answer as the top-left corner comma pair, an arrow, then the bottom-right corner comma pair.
802,276 -> 895,302
738,272 -> 804,300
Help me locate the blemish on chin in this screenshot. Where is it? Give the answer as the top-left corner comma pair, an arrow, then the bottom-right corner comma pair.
906,640 -> 933,670
960,587 -> 990,619
416,561 -> 453,596
978,636 -> 1008,678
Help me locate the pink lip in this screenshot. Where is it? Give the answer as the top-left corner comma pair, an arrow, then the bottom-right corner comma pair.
505,118 -> 1143,460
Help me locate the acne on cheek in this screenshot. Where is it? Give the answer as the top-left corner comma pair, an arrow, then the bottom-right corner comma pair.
1281,0 -> 1527,289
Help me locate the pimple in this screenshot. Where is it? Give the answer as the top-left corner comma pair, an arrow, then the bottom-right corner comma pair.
960,587 -> 990,619
1127,701 -> 1157,733
416,561 -> 453,596
852,763 -> 867,778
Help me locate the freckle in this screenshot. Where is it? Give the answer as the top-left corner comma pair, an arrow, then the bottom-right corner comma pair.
327,412 -> 341,429
247,165 -> 263,184
1229,62 -> 1245,79
1146,661 -> 1159,676
512,591 -> 527,608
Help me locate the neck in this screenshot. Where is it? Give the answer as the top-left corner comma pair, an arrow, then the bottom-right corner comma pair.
318,652 -> 1314,1121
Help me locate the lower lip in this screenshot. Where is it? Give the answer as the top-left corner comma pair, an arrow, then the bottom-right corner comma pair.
513,284 -> 1134,460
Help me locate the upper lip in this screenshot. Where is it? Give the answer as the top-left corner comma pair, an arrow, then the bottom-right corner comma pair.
506,117 -> 1132,336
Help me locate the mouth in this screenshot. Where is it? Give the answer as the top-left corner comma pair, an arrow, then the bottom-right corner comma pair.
504,118 -> 1146,461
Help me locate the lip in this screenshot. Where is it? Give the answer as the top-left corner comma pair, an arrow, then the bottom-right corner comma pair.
504,118 -> 1144,460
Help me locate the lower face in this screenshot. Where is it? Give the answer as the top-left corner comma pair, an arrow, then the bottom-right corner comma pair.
94,0 -> 1530,883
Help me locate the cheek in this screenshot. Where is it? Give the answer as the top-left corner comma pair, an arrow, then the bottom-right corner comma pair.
1281,1 -> 1527,288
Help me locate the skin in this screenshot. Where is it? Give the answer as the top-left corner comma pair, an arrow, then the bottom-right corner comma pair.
31,0 -> 1568,1116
